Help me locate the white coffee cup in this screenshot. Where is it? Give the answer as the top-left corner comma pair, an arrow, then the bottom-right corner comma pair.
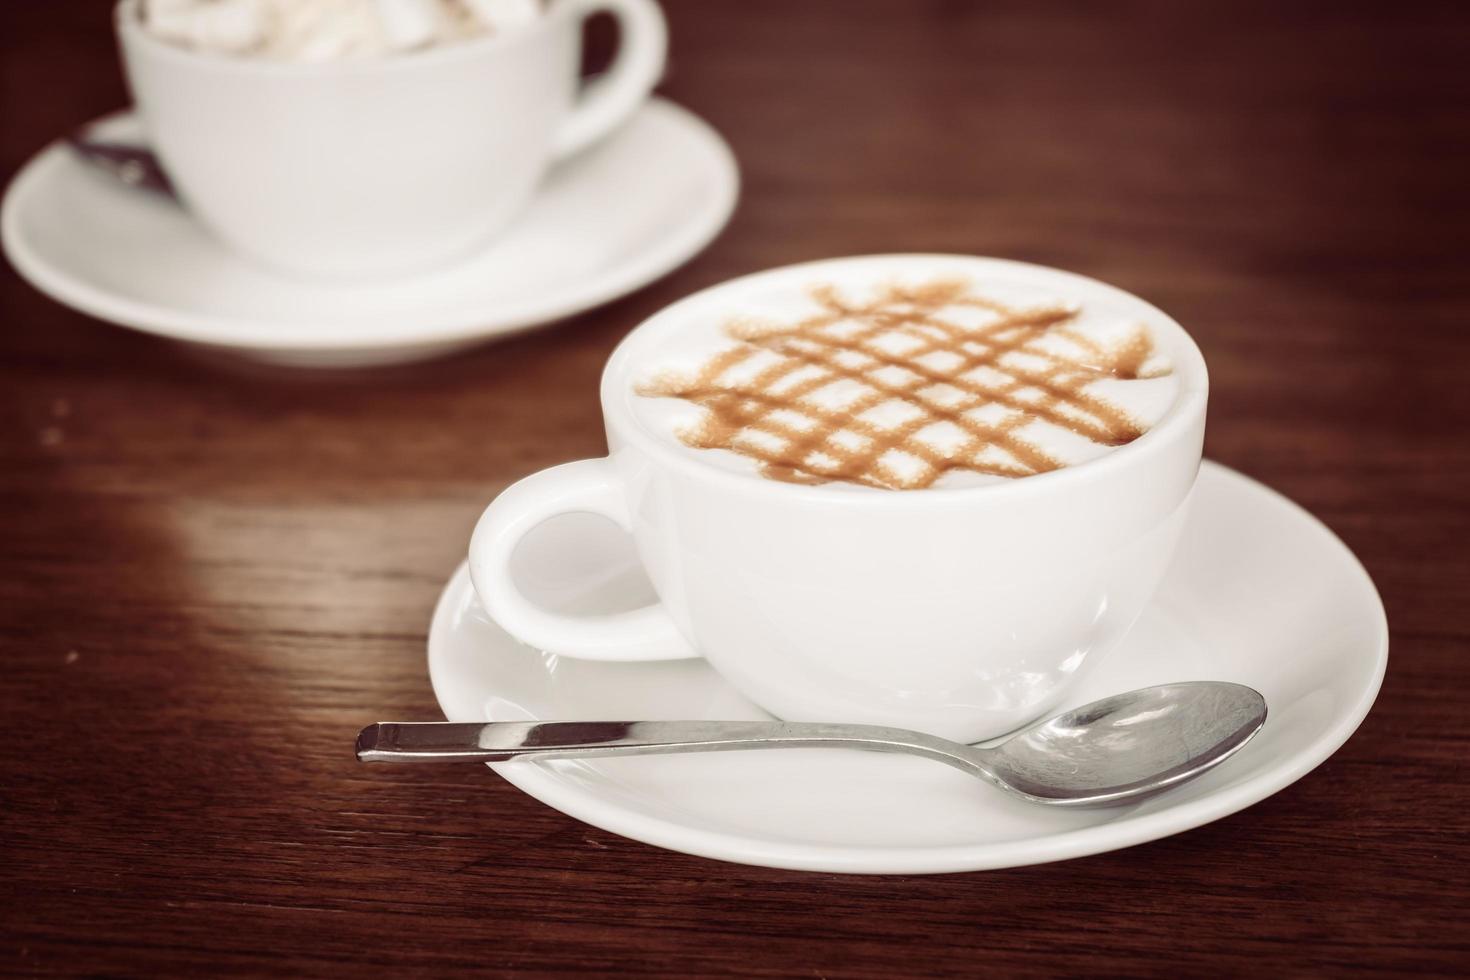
469,255 -> 1208,742
115,0 -> 667,278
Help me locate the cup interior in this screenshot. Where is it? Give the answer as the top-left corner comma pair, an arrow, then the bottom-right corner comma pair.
603,253 -> 1208,499
114,0 -> 565,72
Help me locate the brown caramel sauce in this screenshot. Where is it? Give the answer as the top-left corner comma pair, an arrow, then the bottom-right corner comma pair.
637,279 -> 1172,490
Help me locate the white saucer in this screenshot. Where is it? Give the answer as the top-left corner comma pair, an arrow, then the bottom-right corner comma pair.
428,462 -> 1387,874
1,98 -> 738,368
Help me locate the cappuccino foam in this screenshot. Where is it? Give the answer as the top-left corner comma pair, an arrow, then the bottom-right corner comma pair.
138,0 -> 541,62
630,270 -> 1180,491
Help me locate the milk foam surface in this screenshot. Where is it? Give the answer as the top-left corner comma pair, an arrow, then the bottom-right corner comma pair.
139,0 -> 541,62
627,270 -> 1181,491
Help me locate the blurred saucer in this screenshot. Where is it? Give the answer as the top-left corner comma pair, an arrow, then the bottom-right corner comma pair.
427,462 -> 1387,874
1,98 -> 738,368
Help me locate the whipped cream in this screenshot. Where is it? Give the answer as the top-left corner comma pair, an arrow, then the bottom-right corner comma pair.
138,0 -> 542,62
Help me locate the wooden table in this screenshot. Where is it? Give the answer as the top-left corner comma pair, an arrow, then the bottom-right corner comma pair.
3,1 -> 1467,974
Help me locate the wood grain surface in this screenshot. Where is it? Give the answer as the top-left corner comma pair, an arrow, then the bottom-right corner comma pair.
3,1 -> 1467,975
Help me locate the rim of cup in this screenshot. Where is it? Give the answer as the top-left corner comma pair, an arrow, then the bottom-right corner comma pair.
114,0 -> 568,74
602,253 -> 1209,506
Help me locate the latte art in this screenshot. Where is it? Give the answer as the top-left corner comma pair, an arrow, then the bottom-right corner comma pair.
635,278 -> 1177,490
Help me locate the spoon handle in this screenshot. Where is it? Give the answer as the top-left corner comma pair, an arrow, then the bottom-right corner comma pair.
357,719 -> 985,774
67,137 -> 176,197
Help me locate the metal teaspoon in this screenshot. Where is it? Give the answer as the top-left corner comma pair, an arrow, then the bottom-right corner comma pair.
355,681 -> 1266,807
67,137 -> 175,197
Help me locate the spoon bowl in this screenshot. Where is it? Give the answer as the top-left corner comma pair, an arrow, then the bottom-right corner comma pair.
356,681 -> 1267,807
980,682 -> 1268,804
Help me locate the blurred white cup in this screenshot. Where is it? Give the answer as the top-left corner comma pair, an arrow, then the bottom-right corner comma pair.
115,0 -> 667,278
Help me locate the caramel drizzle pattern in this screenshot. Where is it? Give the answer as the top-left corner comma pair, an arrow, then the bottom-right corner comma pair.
638,279 -> 1170,490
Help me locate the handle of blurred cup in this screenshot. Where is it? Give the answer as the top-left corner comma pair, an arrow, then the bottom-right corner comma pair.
468,458 -> 699,661
551,0 -> 668,160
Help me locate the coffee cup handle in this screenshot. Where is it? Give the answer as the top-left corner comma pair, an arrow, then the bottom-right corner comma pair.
467,458 -> 699,661
551,0 -> 668,160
